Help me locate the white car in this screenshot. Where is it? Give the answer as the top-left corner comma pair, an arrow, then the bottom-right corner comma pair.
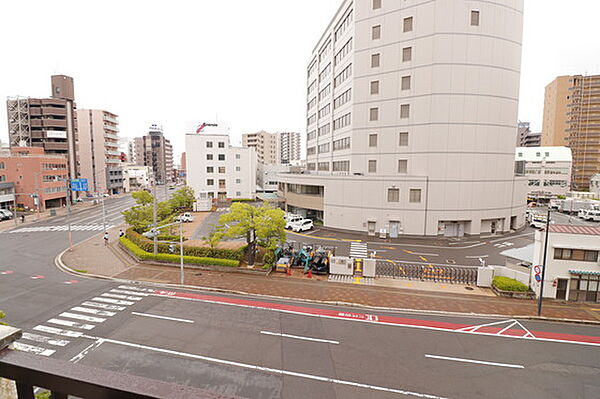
530,215 -> 547,229
285,215 -> 303,229
584,210 -> 600,222
176,212 -> 193,223
0,209 -> 13,220
291,219 -> 314,232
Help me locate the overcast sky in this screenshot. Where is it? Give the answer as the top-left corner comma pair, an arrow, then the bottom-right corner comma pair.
1,0 -> 599,163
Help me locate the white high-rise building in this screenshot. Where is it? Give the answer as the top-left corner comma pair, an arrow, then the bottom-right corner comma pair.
186,125 -> 257,201
279,132 -> 301,164
279,0 -> 527,237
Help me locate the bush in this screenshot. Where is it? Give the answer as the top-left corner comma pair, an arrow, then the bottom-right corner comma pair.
231,198 -> 256,202
493,276 -> 529,292
120,237 -> 239,267
157,234 -> 186,242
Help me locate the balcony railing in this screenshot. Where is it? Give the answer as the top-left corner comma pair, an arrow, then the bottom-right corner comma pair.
0,325 -> 235,399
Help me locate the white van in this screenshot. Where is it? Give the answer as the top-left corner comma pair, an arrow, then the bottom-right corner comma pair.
285,215 -> 303,229
584,209 -> 600,222
290,219 -> 314,232
530,214 -> 547,229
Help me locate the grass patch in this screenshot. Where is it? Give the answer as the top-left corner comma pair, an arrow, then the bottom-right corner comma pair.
120,237 -> 239,267
492,276 -> 529,292
73,269 -> 88,274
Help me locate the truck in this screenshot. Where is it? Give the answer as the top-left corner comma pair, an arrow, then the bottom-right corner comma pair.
559,198 -> 592,214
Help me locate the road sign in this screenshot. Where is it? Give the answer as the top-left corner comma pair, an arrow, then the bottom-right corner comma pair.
535,274 -> 542,282
70,179 -> 88,192
533,265 -> 541,274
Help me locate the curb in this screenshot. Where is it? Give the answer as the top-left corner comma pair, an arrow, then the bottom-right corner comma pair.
54,246 -> 600,326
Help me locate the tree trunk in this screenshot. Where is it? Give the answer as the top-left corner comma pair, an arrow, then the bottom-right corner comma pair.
247,229 -> 256,267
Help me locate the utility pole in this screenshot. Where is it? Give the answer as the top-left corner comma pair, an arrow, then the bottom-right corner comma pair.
65,179 -> 73,251
537,209 -> 551,316
179,218 -> 184,285
153,181 -> 158,255
101,194 -> 107,233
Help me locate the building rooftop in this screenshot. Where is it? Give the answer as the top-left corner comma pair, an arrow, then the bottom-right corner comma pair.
516,146 -> 572,162
500,244 -> 534,264
549,224 -> 600,236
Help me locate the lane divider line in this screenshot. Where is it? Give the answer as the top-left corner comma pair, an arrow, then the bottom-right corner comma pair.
425,354 -> 524,369
260,330 -> 339,345
131,312 -> 194,324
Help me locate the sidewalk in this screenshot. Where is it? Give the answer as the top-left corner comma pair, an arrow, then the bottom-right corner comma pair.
58,228 -> 600,323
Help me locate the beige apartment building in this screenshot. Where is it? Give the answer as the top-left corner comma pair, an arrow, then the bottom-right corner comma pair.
542,75 -> 600,190
242,131 -> 279,164
278,0 -> 527,237
76,109 -> 123,194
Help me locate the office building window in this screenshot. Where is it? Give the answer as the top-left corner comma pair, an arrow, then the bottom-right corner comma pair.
400,104 -> 410,119
236,166 -> 241,171
236,191 -> 241,197
318,124 -> 331,136
373,0 -> 381,10
308,130 -> 316,141
333,137 -> 351,151
206,179 -> 214,186
206,141 -> 213,148
307,146 -> 316,155
318,162 -> 329,171
333,89 -> 352,109
370,80 -> 380,95
371,53 -> 380,68
236,178 -> 241,184
398,159 -> 408,173
369,107 -> 379,121
218,166 -> 225,173
403,17 -> 413,32
218,142 -> 225,148
218,154 -> 225,161
368,160 -> 377,173
369,134 -> 378,147
307,162 -> 316,171
402,47 -> 412,62
471,10 -> 480,26
318,143 -> 330,153
372,25 -> 381,40
399,131 -> 409,146
554,248 -> 598,262
206,166 -> 214,173
206,154 -> 213,160
409,189 -> 421,203
332,160 -> 350,171
235,154 -> 240,159
334,64 -> 352,87
333,113 -> 351,130
401,75 -> 411,90
387,188 -> 400,202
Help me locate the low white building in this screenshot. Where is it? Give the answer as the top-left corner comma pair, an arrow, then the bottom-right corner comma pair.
122,164 -> 153,192
258,163 -> 291,193
532,225 -> 600,302
515,146 -> 572,199
589,174 -> 600,197
186,126 -> 257,201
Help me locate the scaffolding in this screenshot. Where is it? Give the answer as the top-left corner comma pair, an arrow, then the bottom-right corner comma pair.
6,96 -> 31,147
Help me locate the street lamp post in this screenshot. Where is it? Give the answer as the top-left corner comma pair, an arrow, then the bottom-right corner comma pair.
179,218 -> 184,285
64,179 -> 73,251
537,209 -> 551,316
153,180 -> 158,255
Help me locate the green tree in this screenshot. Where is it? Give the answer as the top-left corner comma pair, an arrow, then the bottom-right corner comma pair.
210,203 -> 285,265
122,205 -> 153,232
169,186 -> 196,210
132,190 -> 154,206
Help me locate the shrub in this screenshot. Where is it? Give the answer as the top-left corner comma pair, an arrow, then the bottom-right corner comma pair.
231,198 -> 256,202
120,237 -> 239,267
492,276 -> 528,292
157,234 -> 186,242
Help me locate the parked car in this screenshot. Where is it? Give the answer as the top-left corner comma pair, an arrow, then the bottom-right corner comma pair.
290,218 -> 314,232
584,209 -> 600,222
0,209 -> 13,220
530,214 -> 547,229
176,212 -> 193,223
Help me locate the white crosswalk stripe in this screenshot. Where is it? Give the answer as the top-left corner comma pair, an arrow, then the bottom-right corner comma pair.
350,242 -> 368,259
101,293 -> 143,301
91,297 -> 135,306
110,289 -> 150,297
81,301 -> 126,311
33,325 -> 84,338
8,224 -> 114,233
118,285 -> 155,293
12,342 -> 56,357
59,312 -> 106,323
47,318 -> 96,330
21,333 -> 70,347
72,306 -> 116,317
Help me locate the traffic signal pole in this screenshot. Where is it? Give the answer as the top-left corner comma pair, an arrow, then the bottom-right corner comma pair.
65,179 -> 73,251
537,209 -> 551,316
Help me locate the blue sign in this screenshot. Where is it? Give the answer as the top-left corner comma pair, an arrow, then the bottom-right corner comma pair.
534,274 -> 541,282
71,178 -> 89,192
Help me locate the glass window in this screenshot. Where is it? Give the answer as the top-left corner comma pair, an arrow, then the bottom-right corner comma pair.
370,107 -> 379,121
401,75 -> 411,90
403,17 -> 413,32
206,154 -> 213,160
400,104 -> 410,118
409,189 -> 421,203
402,47 -> 412,62
585,250 -> 599,262
218,166 -> 225,173
373,0 -> 381,10
236,166 -> 241,172
369,134 -> 378,147
388,188 -> 399,202
218,142 -> 225,148
206,141 -> 213,148
206,179 -> 214,185
572,250 -> 585,261
236,178 -> 241,184
372,25 -> 381,40
206,166 -> 214,173
371,53 -> 380,68
368,160 -> 377,173
370,80 -> 380,95
471,10 -> 480,26
218,154 -> 225,161
399,132 -> 409,146
398,160 -> 408,173
236,154 -> 240,159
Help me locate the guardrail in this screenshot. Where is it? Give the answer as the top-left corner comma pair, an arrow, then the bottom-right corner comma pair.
376,261 -> 478,285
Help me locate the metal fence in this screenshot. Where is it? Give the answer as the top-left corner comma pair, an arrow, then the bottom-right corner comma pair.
376,261 -> 478,285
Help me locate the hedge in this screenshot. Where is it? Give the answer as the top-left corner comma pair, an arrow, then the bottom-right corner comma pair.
120,237 -> 239,267
126,228 -> 245,260
492,276 -> 529,292
157,234 -> 186,242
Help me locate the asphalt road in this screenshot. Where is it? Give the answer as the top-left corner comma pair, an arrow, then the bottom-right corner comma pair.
1,194 -> 599,398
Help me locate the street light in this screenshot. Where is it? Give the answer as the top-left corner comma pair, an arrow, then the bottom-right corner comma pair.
144,218 -> 185,284
537,208 -> 551,316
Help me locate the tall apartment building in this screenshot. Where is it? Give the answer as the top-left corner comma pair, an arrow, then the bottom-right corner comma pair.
542,75 -> 600,190
76,109 -> 123,194
279,132 -> 301,164
186,125 -> 256,200
279,0 -> 526,237
516,121 -> 541,147
0,146 -> 68,210
134,124 -> 174,184
242,131 -> 279,164
6,75 -> 79,182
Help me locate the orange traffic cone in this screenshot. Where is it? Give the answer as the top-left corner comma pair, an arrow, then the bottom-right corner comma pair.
307,269 -> 313,278
286,267 -> 292,276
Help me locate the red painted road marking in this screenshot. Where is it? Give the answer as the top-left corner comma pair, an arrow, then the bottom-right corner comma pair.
1,270 -> 14,275
152,289 -> 600,346
31,275 -> 45,279
64,280 -> 79,285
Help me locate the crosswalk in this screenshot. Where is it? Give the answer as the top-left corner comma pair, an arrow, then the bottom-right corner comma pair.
349,242 -> 368,259
7,224 -> 114,233
12,285 -> 150,357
